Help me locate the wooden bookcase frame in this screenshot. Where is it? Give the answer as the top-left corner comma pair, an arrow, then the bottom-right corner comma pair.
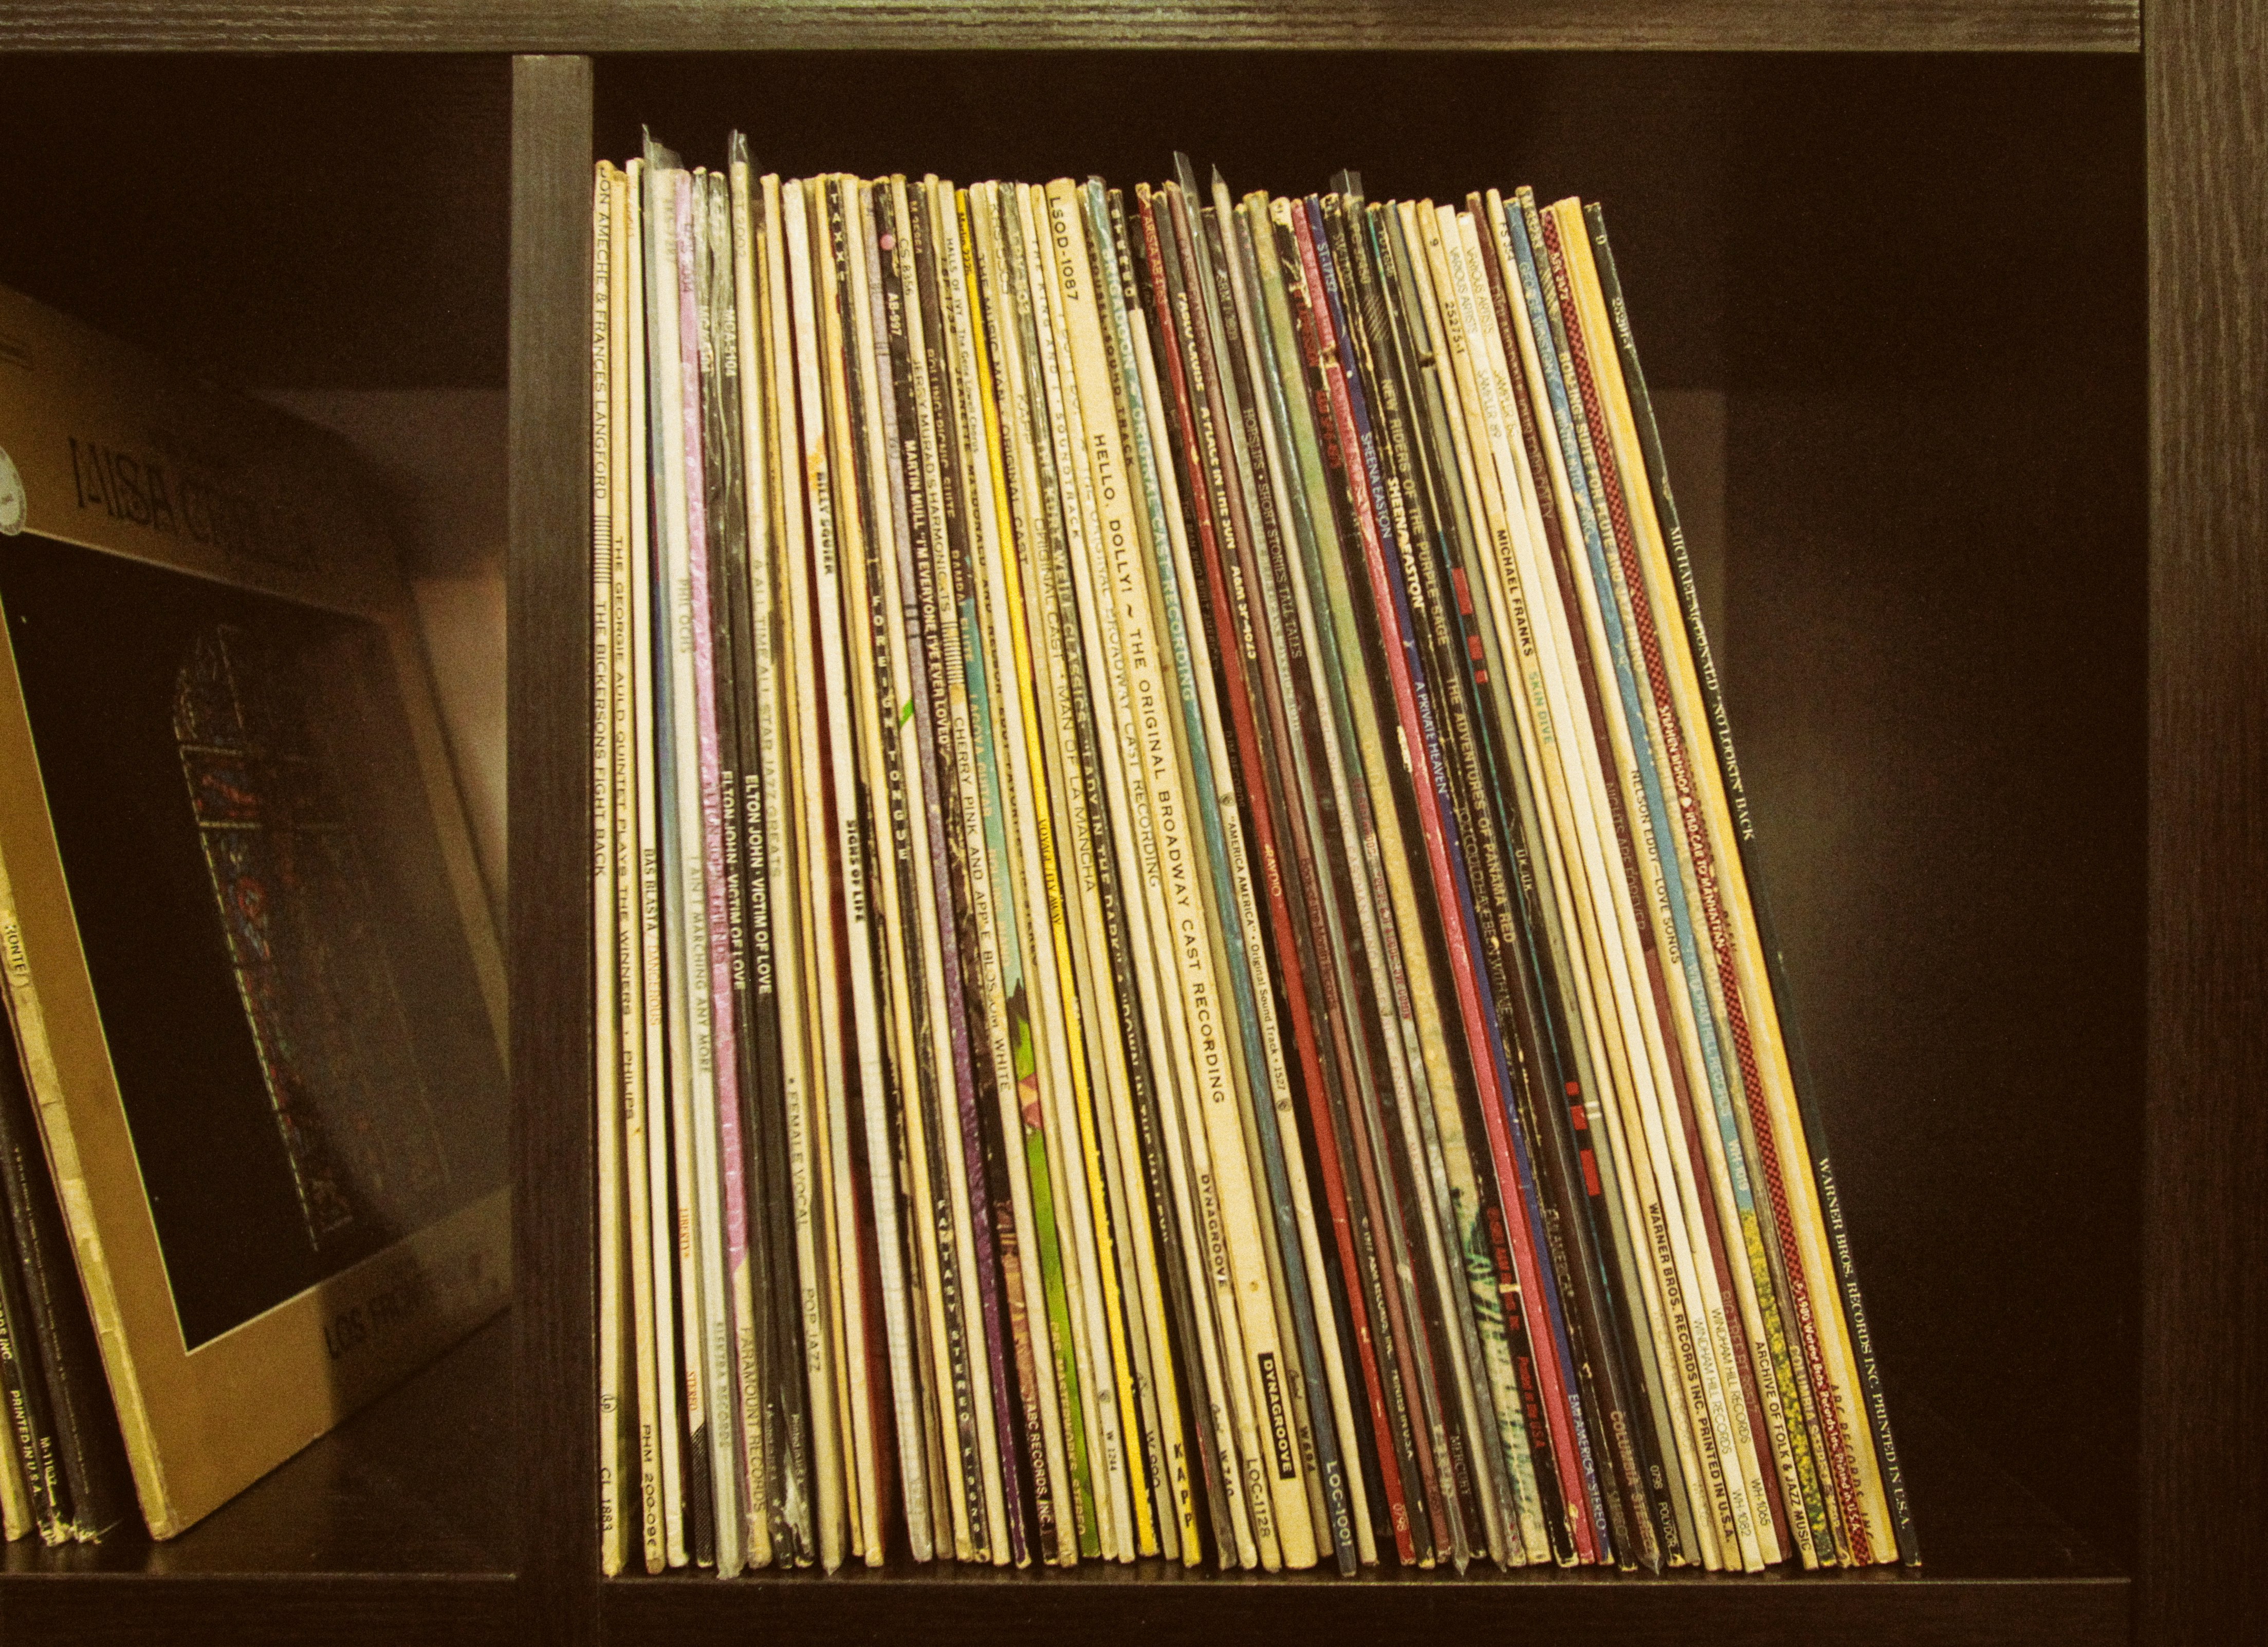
2,4 -> 2259,1643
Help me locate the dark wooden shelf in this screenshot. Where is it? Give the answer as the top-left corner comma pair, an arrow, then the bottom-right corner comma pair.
612,1571 -> 2122,1647
596,1389 -> 2124,1646
0,1316 -> 514,1644
0,1 -> 2137,54
0,53 -> 509,392
0,1 -> 2258,1639
496,37 -> 2180,1646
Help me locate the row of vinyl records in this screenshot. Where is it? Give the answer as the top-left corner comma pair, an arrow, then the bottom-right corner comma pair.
0,1006 -> 133,1547
588,133 -> 1920,1578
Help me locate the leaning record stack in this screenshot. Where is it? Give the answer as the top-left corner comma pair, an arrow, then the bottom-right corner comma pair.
587,138 -> 1919,1577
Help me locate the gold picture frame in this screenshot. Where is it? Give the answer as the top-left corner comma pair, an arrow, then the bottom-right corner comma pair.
0,283 -> 509,1540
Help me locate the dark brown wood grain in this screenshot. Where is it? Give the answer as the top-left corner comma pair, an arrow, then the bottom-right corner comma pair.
4,7 -> 2255,1640
508,50 -> 598,1647
0,0 -> 2137,53
0,1319 -> 513,1577
603,1571 -> 2126,1647
2143,3 -> 2268,1645
0,55 -> 509,391
0,1322 -> 514,1642
0,1575 -> 514,1647
1717,52 -> 2146,1567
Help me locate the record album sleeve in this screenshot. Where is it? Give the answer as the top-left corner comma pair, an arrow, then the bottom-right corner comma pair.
0,281 -> 510,1539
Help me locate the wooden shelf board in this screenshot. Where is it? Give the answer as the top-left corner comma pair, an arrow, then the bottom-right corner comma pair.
0,1316 -> 517,1638
603,1569 -> 2123,1647
1,1 -> 2137,54
0,1312 -> 513,1582
606,1568 -> 2125,1647
598,1385 -> 2125,1643
0,1574 -> 515,1647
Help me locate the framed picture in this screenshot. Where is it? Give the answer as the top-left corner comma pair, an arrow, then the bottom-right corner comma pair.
0,283 -> 509,1539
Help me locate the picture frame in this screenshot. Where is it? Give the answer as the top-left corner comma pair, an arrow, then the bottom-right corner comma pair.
0,282 -> 510,1539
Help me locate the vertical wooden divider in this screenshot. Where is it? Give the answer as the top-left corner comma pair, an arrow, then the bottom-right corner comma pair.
510,50 -> 600,1647
2145,5 -> 2268,1645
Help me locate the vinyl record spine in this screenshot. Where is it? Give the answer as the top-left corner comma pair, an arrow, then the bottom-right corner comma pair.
591,158 -> 630,1578
1582,202 -> 1914,1569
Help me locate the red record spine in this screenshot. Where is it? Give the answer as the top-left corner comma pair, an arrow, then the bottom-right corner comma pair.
1153,177 -> 1363,1566
1510,199 -> 1766,1563
1300,195 -> 1598,1565
1539,206 -> 1858,1559
1139,186 -> 1417,1567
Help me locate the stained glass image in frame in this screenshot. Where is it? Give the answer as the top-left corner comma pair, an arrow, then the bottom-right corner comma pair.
173,622 -> 454,1256
0,531 -> 506,1351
